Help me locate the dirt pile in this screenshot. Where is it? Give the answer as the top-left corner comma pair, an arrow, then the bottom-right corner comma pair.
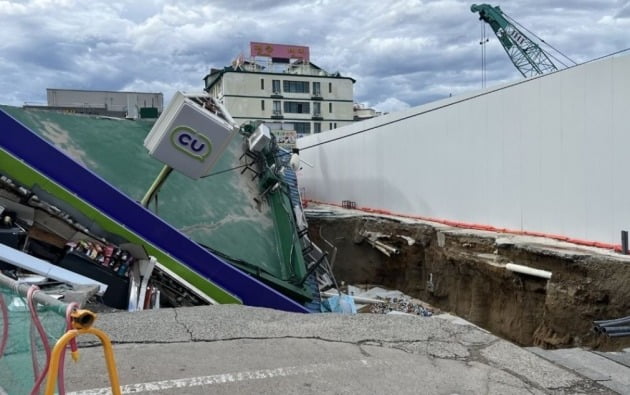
309,215 -> 630,350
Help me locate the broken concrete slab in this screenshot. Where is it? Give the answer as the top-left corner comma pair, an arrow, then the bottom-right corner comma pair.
72,305 -> 612,394
62,284 -> 100,307
482,341 -> 583,389
594,348 -> 630,369
85,308 -> 190,344
528,347 -> 630,394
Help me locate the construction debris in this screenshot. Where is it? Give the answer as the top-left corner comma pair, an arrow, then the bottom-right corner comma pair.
320,293 -> 356,314
398,235 -> 415,246
325,285 -> 435,317
0,174 -> 163,310
358,230 -> 400,257
368,297 -> 433,316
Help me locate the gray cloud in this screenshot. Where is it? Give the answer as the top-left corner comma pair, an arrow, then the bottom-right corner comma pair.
615,1 -> 630,17
0,0 -> 629,114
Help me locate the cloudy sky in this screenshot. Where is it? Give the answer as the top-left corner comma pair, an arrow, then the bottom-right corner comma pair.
1,0 -> 629,113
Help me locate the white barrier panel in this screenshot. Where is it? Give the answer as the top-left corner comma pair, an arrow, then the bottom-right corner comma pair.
0,243 -> 107,293
297,54 -> 630,245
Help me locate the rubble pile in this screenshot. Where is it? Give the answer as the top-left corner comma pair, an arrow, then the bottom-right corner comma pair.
368,296 -> 433,316
341,285 -> 436,317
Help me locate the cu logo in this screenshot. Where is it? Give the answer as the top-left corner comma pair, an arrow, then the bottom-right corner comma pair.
170,126 -> 212,162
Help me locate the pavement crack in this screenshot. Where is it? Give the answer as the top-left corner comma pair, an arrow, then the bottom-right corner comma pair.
80,335 -> 492,365
357,340 -> 378,356
77,340 -> 190,348
173,308 -> 194,341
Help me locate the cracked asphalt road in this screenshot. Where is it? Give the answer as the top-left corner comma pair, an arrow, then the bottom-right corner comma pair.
61,305 -> 614,394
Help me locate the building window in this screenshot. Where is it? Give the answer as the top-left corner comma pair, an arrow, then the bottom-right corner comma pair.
329,102 -> 333,113
313,102 -> 321,116
314,122 -> 321,133
329,122 -> 333,129
272,80 -> 281,94
313,82 -> 321,96
260,78 -> 264,90
273,100 -> 281,115
328,82 -> 332,93
284,101 -> 310,114
261,100 -> 265,111
283,80 -> 309,93
294,122 -> 311,134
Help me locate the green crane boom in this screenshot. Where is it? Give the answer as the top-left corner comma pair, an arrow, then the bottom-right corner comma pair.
471,3 -> 558,78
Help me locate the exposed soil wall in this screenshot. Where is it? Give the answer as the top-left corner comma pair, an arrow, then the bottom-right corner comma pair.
309,215 -> 630,350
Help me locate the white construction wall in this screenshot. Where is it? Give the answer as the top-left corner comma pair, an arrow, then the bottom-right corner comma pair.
297,54 -> 630,245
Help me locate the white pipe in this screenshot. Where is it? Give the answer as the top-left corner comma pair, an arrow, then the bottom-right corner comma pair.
362,236 -> 399,257
367,240 -> 392,257
373,239 -> 399,255
321,291 -> 385,305
505,263 -> 552,279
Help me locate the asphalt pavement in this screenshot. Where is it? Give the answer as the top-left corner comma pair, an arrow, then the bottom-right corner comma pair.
58,305 -> 616,394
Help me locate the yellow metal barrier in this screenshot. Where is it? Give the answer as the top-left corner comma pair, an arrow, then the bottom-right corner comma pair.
44,312 -> 122,395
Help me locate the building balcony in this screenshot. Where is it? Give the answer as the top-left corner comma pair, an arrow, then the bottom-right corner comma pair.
271,91 -> 283,98
311,93 -> 323,100
271,111 -> 284,119
312,112 -> 323,120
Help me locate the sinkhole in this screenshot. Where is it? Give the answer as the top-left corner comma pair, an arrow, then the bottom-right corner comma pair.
307,215 -> 630,351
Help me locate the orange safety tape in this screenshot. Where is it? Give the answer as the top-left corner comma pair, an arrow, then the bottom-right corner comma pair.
305,199 -> 622,252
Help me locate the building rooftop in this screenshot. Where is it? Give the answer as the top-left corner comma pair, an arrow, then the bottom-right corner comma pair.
204,42 -> 356,89
46,88 -> 163,96
204,59 -> 355,89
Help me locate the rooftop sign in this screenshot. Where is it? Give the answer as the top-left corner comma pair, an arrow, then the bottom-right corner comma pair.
250,42 -> 310,62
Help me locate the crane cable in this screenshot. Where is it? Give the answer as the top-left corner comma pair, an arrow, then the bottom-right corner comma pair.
479,20 -> 486,89
503,14 -> 572,69
200,45 -> 630,179
295,46 -> 630,153
502,12 -> 577,67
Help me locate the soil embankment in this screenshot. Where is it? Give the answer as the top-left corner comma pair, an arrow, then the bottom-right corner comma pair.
308,214 -> 630,350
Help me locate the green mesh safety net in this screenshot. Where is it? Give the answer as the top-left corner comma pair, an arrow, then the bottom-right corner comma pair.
0,279 -> 67,395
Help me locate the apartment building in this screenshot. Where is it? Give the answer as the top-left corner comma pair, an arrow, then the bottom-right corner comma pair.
203,42 -> 355,136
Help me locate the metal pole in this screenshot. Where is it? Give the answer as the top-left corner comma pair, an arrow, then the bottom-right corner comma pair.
0,272 -> 67,315
140,165 -> 173,208
621,230 -> 628,255
298,252 -> 328,287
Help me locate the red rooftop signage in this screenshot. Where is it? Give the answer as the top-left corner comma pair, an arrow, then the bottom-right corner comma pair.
250,42 -> 310,62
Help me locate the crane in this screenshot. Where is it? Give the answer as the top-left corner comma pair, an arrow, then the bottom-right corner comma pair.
471,3 -> 558,78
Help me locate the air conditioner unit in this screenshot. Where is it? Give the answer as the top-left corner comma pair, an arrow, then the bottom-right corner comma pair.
144,92 -> 238,180
248,124 -> 271,153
